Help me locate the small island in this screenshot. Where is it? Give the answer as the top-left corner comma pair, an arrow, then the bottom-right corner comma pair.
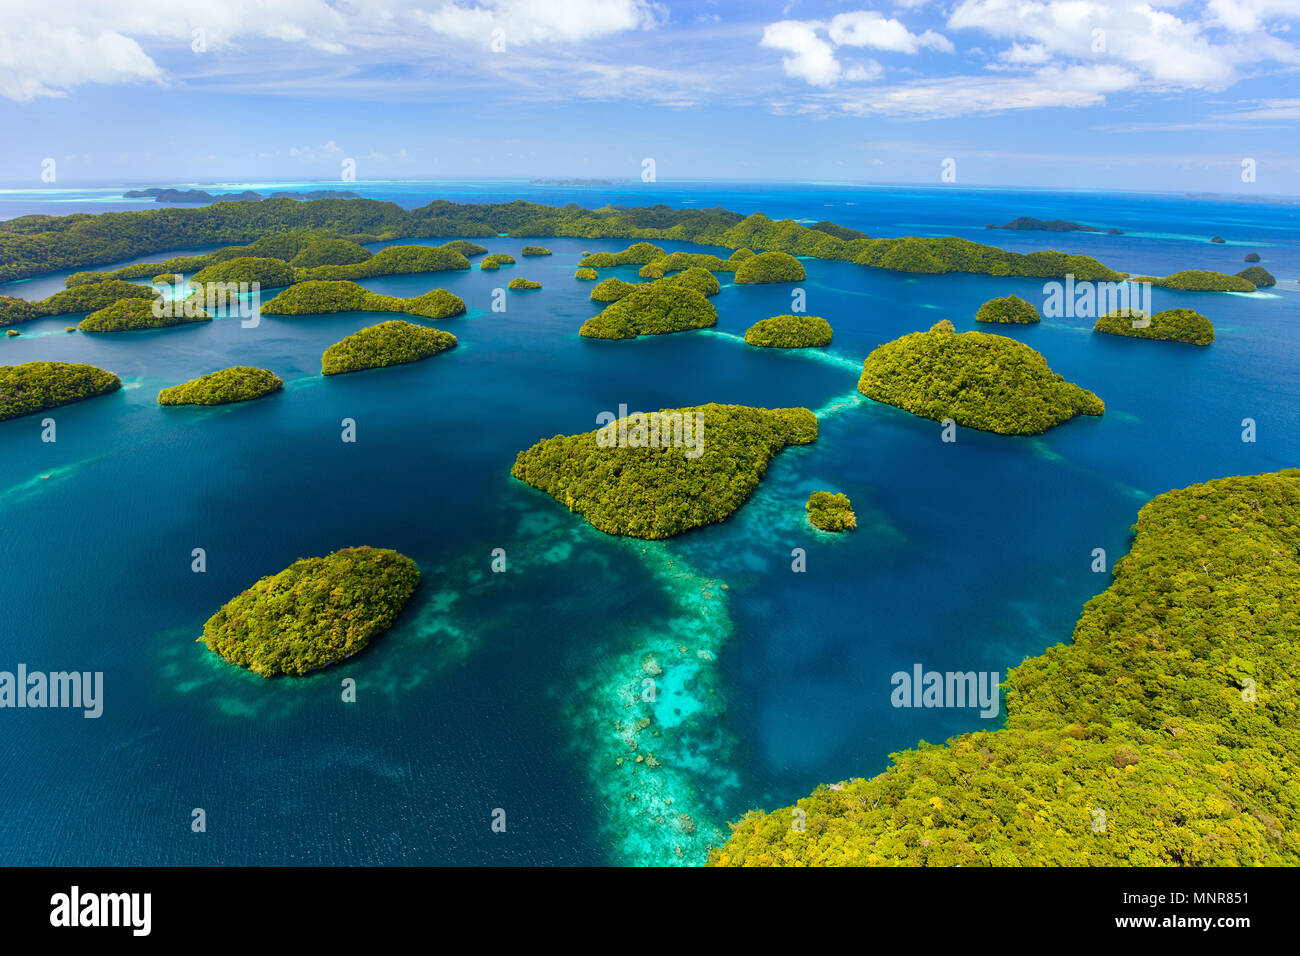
1237,266 -> 1276,288
520,246 -> 552,256
590,278 -> 638,302
2,281 -> 158,327
575,267 -> 598,281
0,361 -> 122,422
1211,236 -> 1226,243
1094,308 -> 1215,345
297,244 -> 471,281
321,319 -> 458,375
440,240 -> 488,257
1244,252 -> 1261,263
288,238 -> 373,268
579,243 -> 667,268
80,297 -> 211,332
261,280 -> 466,320
857,320 -> 1104,435
191,256 -> 296,289
152,272 -> 177,284
988,217 -> 1101,233
1146,269 -> 1257,292
734,251 -> 806,284
744,314 -> 833,348
806,491 -> 855,531
158,367 -> 284,406
579,282 -> 717,339
199,546 -> 420,677
508,277 -> 542,290
975,294 -> 1040,325
511,403 -> 818,538
480,253 -> 516,270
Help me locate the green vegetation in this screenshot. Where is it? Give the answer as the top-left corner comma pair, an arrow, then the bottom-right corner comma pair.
579,242 -> 667,268
1094,308 -> 1215,346
713,469 -> 1300,866
191,256 -> 295,289
321,319 -> 457,375
4,330 -> 18,337
152,272 -> 177,284
575,267 -> 598,281
520,245 -> 552,256
858,320 -> 1104,435
296,244 -> 471,281
80,297 -> 211,332
1149,270 -> 1257,292
0,361 -> 121,422
744,314 -> 832,348
975,294 -> 1040,325
200,546 -> 420,677
644,251 -> 736,276
288,238 -> 372,268
734,251 -> 806,284
806,491 -> 855,531
1244,253 -> 1261,263
579,281 -> 717,339
158,366 -> 283,405
590,277 -> 639,302
261,280 -> 465,320
662,266 -> 720,297
511,404 -> 818,539
440,240 -> 488,257
480,253 -> 516,270
508,277 -> 542,290
1,281 -> 158,327
1237,266 -> 1276,289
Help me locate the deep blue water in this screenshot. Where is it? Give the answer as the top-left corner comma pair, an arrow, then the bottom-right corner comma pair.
1,182 -> 1297,865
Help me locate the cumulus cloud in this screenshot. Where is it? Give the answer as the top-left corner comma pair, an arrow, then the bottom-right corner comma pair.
761,20 -> 843,86
760,10 -> 953,87
416,0 -> 664,47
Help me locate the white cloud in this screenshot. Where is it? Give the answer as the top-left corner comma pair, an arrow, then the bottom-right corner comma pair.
760,10 -> 953,88
416,0 -> 664,47
761,20 -> 842,86
827,11 -> 954,54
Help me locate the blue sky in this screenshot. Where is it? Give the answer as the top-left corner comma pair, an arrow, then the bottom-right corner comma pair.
1,0 -> 1298,192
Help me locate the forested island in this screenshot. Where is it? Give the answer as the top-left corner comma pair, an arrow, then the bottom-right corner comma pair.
1093,308 -> 1215,345
734,251 -> 805,284
512,404 -> 818,539
975,294 -> 1040,324
579,280 -> 717,339
321,320 -> 457,375
712,469 -> 1300,866
124,187 -> 360,203
190,256 -> 296,289
520,246 -> 552,256
1,281 -> 155,326
1237,265 -> 1276,288
508,278 -> 542,290
806,491 -> 855,531
158,367 -> 284,406
0,361 -> 121,421
261,280 -> 466,320
200,546 -> 420,677
744,314 -> 833,347
79,297 -> 211,332
480,253 -> 516,270
575,267 -> 598,280
858,320 -> 1105,435
986,217 -> 1104,233
1138,270 -> 1258,292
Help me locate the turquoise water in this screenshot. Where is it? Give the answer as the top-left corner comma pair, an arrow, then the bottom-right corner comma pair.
1,184 -> 1298,865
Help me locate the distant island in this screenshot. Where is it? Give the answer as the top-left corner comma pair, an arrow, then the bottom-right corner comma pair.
574,267 -> 598,281
0,361 -> 121,421
1237,265 -> 1276,288
200,547 -> 420,677
158,367 -> 283,405
321,320 -> 457,375
806,491 -> 855,531
744,314 -> 833,348
975,294 -> 1040,325
123,187 -> 361,203
80,298 -> 211,332
858,320 -> 1104,435
511,404 -> 818,538
1094,308 -> 1215,345
520,246 -> 552,256
262,280 -> 465,320
1134,270 -> 1257,292
528,178 -> 630,186
986,217 -> 1116,234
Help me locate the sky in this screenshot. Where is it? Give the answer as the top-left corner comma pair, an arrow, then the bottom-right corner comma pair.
1,0 -> 1298,193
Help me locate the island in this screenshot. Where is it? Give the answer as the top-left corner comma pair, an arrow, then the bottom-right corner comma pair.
158,366 -> 283,405
261,280 -> 466,320
152,272 -> 177,284
857,320 -> 1105,435
479,253 -> 517,271
1143,269 -> 1257,292
124,187 -> 361,203
734,251 -> 806,284
579,243 -> 667,268
520,246 -> 552,256
579,282 -> 717,339
511,403 -> 818,538
975,294 -> 1040,325
440,240 -> 488,257
711,468 -> 1300,866
574,267 -> 598,281
287,238 -> 372,268
1244,252 -> 1261,263
1094,308 -> 1215,345
296,244 -> 471,281
191,256 -> 296,289
806,491 -> 855,531
80,298 -> 212,332
321,319 -> 458,375
508,277 -> 542,290
744,314 -> 833,348
1,281 -> 158,327
199,546 -> 420,677
1237,265 -> 1276,288
0,361 -> 122,422
1211,235 -> 1226,243
987,217 -> 1100,233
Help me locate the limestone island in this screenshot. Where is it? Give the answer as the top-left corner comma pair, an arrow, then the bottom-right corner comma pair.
711,469 -> 1300,866
0,361 -> 121,422
296,244 -> 471,281
590,277 -> 639,302
744,314 -> 833,348
857,320 -> 1104,435
480,253 -> 516,270
579,242 -> 666,268
987,217 -> 1100,233
806,491 -> 855,531
152,272 -> 177,285
574,267 -> 599,281
191,256 -> 296,289
261,280 -> 465,320
439,240 -> 488,257
1244,253 -> 1261,263
321,320 -> 457,375
511,403 -> 818,539
1094,308 -> 1215,345
1142,269 -> 1257,292
80,297 -> 211,332
158,367 -> 284,406
734,251 -> 806,284
1,281 -> 156,327
508,277 -> 542,290
579,279 -> 717,339
975,294 -> 1040,325
287,238 -> 372,269
520,246 -> 552,256
200,546 -> 420,677
1237,266 -> 1276,288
